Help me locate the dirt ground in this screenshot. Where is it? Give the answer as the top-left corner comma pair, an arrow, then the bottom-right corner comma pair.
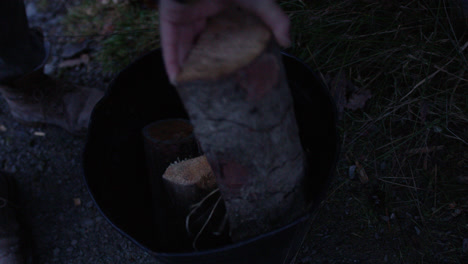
1,0 -> 466,263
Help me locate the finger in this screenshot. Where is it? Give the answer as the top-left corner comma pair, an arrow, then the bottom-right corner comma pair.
236,0 -> 291,47
160,20 -> 180,84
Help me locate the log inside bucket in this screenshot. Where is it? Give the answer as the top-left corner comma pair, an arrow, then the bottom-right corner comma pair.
174,6 -> 308,241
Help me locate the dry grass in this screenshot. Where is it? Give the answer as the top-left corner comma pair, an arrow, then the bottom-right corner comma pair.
280,0 -> 467,262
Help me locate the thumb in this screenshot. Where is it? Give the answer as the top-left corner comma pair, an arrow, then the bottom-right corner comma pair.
235,0 -> 291,47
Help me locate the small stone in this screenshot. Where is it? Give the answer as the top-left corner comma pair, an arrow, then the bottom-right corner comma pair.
463,238 -> 468,253
0,125 -> 7,132
25,3 -> 38,19
66,247 -> 73,252
43,64 -> 55,75
53,248 -> 60,256
71,240 -> 77,246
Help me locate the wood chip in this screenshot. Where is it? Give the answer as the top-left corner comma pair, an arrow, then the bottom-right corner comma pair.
33,131 -> 46,136
58,54 -> 90,68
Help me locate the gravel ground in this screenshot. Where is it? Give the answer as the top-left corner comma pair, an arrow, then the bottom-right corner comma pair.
1,1 -> 156,263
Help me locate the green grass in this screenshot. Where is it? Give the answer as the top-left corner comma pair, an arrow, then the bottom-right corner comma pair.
62,0 -> 159,73
62,0 -> 467,262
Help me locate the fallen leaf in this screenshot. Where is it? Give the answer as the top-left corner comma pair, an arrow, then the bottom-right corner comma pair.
326,71 -> 371,116
58,54 -> 90,68
325,71 -> 348,120
0,125 -> 6,132
346,89 -> 372,111
355,161 -> 369,184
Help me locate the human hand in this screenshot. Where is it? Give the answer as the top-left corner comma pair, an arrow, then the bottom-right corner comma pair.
159,0 -> 291,83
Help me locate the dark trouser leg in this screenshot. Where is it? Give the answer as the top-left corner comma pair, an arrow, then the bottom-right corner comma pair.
0,0 -> 45,84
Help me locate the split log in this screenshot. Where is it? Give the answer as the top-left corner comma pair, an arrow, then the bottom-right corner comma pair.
162,155 -> 217,215
174,7 -> 308,241
142,119 -> 202,249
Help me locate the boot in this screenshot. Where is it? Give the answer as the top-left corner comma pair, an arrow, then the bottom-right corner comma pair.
0,171 -> 33,264
0,28 -> 104,135
0,68 -> 104,135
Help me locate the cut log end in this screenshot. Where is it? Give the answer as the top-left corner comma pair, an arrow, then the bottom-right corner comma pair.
175,7 -> 272,84
162,155 -> 217,215
163,155 -> 216,190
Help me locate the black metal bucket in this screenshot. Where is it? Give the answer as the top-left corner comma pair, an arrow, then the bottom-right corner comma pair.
82,49 -> 338,264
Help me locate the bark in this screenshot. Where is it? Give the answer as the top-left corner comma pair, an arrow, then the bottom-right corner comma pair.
142,119 -> 202,248
162,155 -> 217,216
174,7 -> 307,241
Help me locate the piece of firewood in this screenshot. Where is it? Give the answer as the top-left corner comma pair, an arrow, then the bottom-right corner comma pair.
142,119 -> 202,249
162,155 -> 217,215
174,6 -> 307,241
